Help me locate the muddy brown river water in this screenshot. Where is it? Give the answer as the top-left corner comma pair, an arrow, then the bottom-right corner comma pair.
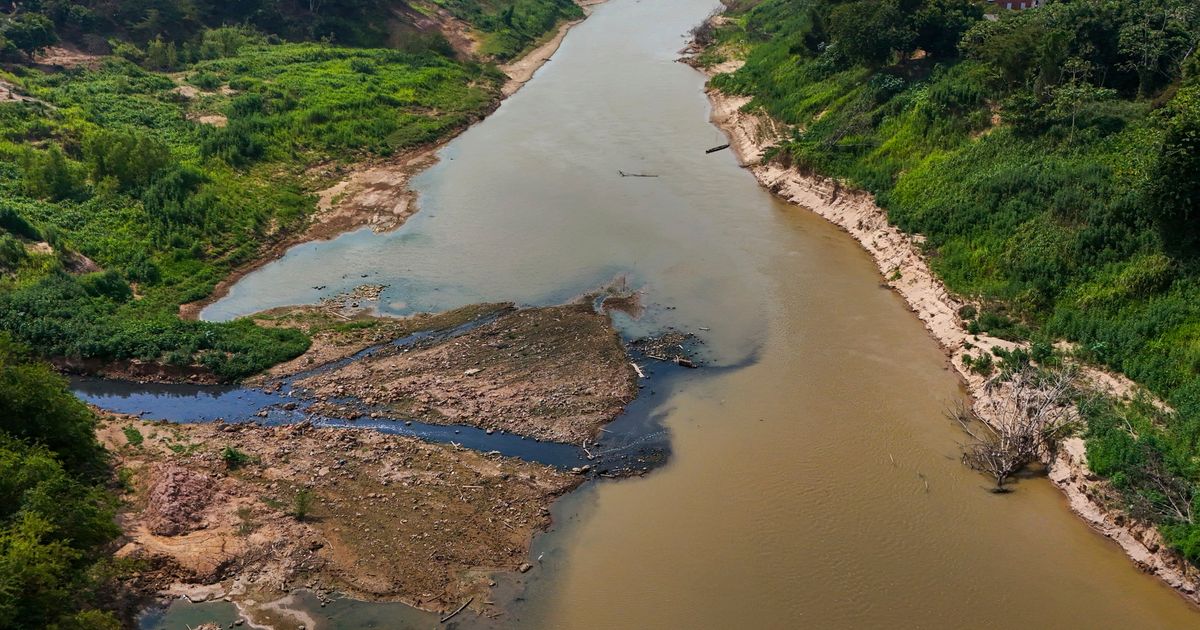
144,0 -> 1200,626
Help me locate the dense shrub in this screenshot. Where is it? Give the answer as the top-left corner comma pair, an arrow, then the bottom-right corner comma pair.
0,337 -> 121,627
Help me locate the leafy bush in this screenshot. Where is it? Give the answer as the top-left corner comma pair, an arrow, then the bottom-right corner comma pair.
20,145 -> 84,202
83,129 -> 172,191
220,446 -> 252,469
0,338 -> 120,627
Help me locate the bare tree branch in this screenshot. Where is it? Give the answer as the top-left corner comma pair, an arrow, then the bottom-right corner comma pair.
953,367 -> 1078,492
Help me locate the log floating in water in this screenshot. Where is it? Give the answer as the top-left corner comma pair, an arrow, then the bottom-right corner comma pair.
618,170 -> 658,178
705,143 -> 731,154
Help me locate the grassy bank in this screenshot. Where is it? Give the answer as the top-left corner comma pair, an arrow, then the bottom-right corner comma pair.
702,0 -> 1200,558
0,33 -> 505,379
0,0 -> 583,382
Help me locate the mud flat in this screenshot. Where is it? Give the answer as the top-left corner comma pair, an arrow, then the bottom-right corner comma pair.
692,42 -> 1200,606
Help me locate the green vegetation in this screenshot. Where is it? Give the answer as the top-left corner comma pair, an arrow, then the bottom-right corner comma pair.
0,335 -> 121,628
220,445 -> 253,469
1,0 -> 582,55
292,487 -> 315,521
707,0 -> 1200,558
442,0 -> 585,60
0,25 -> 511,381
120,425 -> 143,446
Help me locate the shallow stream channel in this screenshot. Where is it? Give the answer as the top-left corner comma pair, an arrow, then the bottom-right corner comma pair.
78,0 -> 1200,626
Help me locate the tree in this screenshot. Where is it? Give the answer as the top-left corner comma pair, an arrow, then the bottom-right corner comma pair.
955,368 -> 1077,491
828,0 -> 915,67
0,335 -> 107,476
83,129 -> 172,191
1152,83 -> 1200,251
143,36 -> 178,70
914,0 -> 981,59
1048,58 -> 1116,142
1117,0 -> 1200,96
2,13 -> 58,55
20,144 -> 83,202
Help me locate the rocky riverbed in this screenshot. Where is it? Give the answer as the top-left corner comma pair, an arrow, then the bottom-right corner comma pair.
97,298 -> 661,627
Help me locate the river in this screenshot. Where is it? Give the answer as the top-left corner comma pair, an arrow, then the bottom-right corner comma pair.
140,0 -> 1200,626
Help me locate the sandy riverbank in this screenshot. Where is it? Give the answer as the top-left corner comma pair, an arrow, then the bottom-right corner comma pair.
695,52 -> 1200,605
180,2 -> 603,321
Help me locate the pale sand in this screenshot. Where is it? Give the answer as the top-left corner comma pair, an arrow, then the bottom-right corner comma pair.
499,0 -> 605,97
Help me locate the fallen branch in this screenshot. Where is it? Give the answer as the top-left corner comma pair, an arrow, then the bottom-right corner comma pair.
441,597 -> 473,623
705,143 -> 731,154
618,170 -> 659,178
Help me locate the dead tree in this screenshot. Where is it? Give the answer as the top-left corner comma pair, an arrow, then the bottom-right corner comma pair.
688,9 -> 722,49
954,367 -> 1078,492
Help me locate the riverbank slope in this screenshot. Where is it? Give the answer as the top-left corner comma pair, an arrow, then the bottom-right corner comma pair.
693,46 -> 1200,608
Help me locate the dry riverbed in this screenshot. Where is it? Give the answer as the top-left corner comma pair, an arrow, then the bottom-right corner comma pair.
101,417 -> 579,625
287,302 -> 637,444
100,299 -> 644,625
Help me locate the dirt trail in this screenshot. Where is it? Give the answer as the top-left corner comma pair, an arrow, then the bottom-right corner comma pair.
697,53 -> 1200,604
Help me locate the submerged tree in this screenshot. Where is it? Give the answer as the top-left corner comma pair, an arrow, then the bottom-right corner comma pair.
954,368 -> 1078,492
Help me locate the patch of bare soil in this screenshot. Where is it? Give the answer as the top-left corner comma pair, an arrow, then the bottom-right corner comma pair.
54,355 -> 221,384
391,1 -> 480,58
292,302 -> 638,444
99,416 -> 580,619
193,113 -> 228,127
0,79 -> 42,104
34,45 -> 104,69
172,84 -> 201,99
